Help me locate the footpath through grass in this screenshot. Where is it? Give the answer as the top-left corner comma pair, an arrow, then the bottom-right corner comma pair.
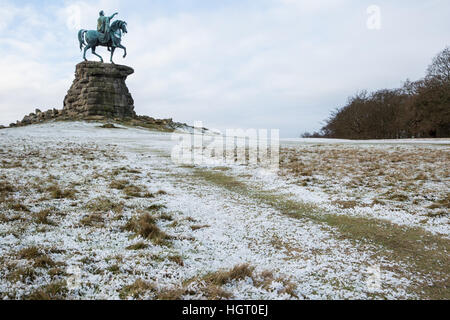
192,169 -> 450,299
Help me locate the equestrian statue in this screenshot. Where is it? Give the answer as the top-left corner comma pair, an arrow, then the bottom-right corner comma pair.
78,11 -> 128,63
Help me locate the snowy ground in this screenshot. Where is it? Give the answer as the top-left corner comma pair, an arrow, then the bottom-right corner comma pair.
0,122 -> 448,300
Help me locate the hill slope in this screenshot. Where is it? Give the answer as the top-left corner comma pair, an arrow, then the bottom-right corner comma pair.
0,122 -> 448,299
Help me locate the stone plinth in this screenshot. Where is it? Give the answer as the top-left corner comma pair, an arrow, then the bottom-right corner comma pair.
63,61 -> 136,119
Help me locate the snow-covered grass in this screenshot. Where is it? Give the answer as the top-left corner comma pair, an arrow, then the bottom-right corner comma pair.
0,122 -> 448,300
277,143 -> 449,235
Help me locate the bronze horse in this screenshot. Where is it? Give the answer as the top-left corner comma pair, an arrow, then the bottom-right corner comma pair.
78,20 -> 128,63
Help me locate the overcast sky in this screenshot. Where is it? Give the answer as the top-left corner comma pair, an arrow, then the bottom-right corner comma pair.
0,0 -> 449,137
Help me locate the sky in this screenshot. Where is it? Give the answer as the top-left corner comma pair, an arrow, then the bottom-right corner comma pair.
0,0 -> 449,137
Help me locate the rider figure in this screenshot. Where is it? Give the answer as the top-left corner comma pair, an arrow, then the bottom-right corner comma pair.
97,10 -> 118,45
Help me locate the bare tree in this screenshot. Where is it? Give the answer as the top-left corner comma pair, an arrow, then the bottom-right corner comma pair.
310,46 -> 450,139
427,46 -> 450,82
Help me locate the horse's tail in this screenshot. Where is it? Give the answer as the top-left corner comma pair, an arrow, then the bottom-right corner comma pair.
78,30 -> 87,51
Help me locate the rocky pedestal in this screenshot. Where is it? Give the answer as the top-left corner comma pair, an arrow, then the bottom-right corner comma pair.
6,62 -> 188,131
63,61 -> 136,119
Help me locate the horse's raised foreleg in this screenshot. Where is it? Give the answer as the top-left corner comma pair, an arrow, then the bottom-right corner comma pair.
116,44 -> 127,58
91,46 -> 104,63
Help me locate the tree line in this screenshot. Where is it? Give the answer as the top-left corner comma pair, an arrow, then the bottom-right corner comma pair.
304,46 -> 450,139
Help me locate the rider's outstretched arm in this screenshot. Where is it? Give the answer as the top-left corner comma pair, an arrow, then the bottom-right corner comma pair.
110,12 -> 118,19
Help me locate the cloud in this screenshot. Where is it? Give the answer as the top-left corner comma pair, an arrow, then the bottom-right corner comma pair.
0,0 -> 449,136
277,0 -> 345,13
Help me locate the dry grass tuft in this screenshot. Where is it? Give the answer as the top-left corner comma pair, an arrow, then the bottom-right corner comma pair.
123,213 -> 171,246
147,204 -> 166,211
116,183 -> 154,198
159,213 -> 173,221
86,197 -> 124,214
127,168 -> 142,174
18,246 -> 42,260
0,212 -> 24,222
80,213 -> 104,227
372,198 -> 385,206
253,270 -> 275,290
48,267 -> 66,278
18,246 -> 57,268
126,241 -> 148,250
34,209 -> 56,225
8,202 -> 30,212
203,264 -> 255,286
156,264 -> 255,300
7,267 -> 37,283
120,279 -> 156,300
33,255 -> 56,268
123,185 -> 143,197
427,211 -> 448,218
0,180 -> 15,195
279,278 -> 298,298
26,281 -> 68,300
201,285 -> 233,300
168,255 -> 184,266
191,225 -> 210,231
387,193 -> 409,202
428,196 -> 450,210
333,200 -> 359,209
1,160 -> 22,168
107,264 -> 121,274
47,184 -> 77,199
99,123 -> 120,129
155,287 -> 187,300
109,179 -> 129,190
